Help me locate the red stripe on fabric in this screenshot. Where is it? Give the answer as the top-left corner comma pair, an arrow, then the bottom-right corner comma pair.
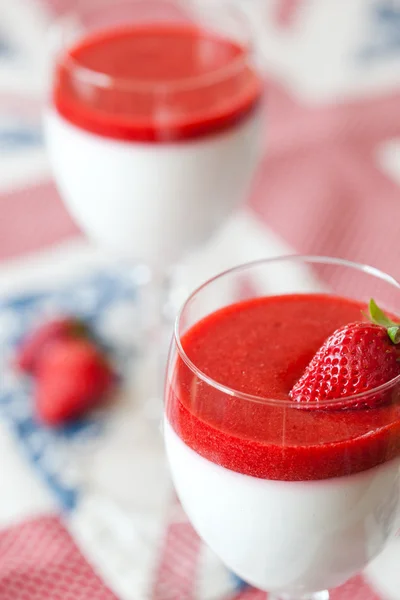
249,84 -> 400,287
0,181 -> 80,261
0,515 -> 117,599
330,575 -> 381,600
34,0 -> 75,16
274,0 -> 303,28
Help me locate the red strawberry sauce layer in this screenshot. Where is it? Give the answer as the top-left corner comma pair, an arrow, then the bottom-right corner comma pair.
167,294 -> 400,481
53,24 -> 262,142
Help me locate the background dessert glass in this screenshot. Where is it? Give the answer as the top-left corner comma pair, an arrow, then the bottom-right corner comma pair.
164,255 -> 400,600
44,0 -> 264,409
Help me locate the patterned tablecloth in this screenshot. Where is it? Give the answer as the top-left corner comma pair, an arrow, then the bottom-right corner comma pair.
1,1 -> 400,599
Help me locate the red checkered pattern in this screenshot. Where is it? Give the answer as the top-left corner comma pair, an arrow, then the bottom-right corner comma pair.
0,181 -> 78,261
0,516 -> 117,600
250,83 -> 400,283
35,0 -> 73,15
274,0 -> 303,28
330,576 -> 381,600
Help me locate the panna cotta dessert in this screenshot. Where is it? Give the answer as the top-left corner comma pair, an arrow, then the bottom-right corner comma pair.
45,4 -> 263,269
164,262 -> 400,597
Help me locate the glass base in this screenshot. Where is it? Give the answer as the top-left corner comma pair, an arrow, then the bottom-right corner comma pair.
269,591 -> 329,600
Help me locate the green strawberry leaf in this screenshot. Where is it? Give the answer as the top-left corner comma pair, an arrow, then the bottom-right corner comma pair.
369,299 -> 400,345
369,298 -> 397,328
388,326 -> 400,344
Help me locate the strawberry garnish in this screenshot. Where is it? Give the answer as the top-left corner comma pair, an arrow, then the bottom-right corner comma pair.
35,338 -> 114,426
290,299 -> 400,409
16,317 -> 88,374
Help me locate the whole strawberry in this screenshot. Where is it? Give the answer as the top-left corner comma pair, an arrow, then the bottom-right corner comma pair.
16,317 -> 88,374
35,338 -> 114,425
290,299 -> 400,408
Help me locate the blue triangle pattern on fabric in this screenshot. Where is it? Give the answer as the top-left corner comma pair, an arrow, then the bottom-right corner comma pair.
0,270 -> 139,512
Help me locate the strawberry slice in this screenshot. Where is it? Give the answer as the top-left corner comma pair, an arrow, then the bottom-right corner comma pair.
35,338 -> 114,426
16,317 -> 89,374
290,299 -> 400,409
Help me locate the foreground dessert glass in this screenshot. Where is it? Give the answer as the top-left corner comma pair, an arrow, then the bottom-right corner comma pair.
164,256 -> 400,600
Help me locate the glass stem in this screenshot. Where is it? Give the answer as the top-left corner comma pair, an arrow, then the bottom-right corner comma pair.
135,265 -> 182,420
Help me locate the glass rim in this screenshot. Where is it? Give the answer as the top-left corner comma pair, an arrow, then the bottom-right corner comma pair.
50,0 -> 255,93
174,255 -> 400,409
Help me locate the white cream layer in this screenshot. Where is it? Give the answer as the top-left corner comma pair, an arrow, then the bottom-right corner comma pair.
45,109 -> 262,270
164,418 -> 400,595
